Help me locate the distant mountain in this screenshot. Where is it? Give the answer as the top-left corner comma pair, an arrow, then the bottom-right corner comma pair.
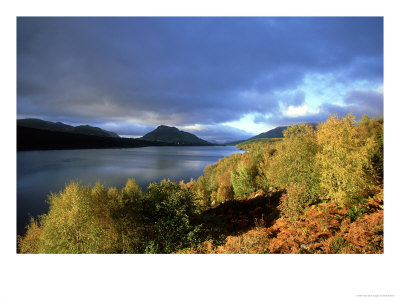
222,127 -> 288,146
248,123 -> 317,140
248,126 -> 289,140
17,118 -> 119,138
141,125 -> 212,145
17,119 -> 214,151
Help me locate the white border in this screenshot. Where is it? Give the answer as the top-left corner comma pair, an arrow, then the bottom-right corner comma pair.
2,1 -> 399,300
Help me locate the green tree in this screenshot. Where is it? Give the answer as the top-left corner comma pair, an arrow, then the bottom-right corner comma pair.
231,162 -> 254,198
140,180 -> 202,253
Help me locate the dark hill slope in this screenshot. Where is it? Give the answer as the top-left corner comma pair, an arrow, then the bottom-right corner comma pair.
17,126 -> 171,151
141,125 -> 212,145
248,123 -> 317,140
17,118 -> 119,138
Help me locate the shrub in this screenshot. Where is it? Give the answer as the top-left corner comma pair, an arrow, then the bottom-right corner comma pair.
346,204 -> 368,222
278,183 -> 310,223
140,180 -> 202,253
344,210 -> 383,253
328,235 -> 347,253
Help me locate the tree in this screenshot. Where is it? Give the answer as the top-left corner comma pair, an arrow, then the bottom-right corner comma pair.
18,217 -> 44,254
140,180 -> 202,253
193,175 -> 212,208
357,115 -> 383,182
38,182 -> 104,253
266,123 -> 320,202
18,179 -> 144,254
316,114 -> 377,205
108,179 -> 143,253
231,161 -> 254,198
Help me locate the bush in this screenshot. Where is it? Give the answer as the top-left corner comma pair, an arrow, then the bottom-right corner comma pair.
346,204 -> 368,222
344,210 -> 383,253
278,183 -> 310,223
328,235 -> 347,254
140,180 -> 202,253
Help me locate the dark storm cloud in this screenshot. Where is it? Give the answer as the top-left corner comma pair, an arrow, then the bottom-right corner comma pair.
343,90 -> 384,116
279,90 -> 306,107
17,17 -> 383,139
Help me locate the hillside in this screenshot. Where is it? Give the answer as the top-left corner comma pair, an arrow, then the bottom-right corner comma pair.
17,118 -> 119,138
17,119 -> 213,151
249,123 -> 317,140
224,125 -> 304,146
224,126 -> 293,146
249,126 -> 289,140
17,126 -> 171,151
141,125 -> 212,145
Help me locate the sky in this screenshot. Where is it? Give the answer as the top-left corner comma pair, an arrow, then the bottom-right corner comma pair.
17,17 -> 383,143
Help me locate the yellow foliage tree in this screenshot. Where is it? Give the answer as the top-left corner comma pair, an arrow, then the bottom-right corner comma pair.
265,123 -> 319,201
18,179 -> 143,254
316,114 -> 377,205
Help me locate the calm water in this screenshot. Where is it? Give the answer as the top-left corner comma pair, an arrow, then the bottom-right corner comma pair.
17,146 -> 241,236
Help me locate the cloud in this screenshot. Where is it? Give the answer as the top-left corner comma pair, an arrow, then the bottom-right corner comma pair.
343,89 -> 383,118
284,104 -> 309,117
17,17 -> 383,139
182,124 -> 253,144
96,121 -> 155,137
263,88 -> 383,127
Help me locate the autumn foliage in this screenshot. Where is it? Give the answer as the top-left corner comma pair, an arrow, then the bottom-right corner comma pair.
18,113 -> 383,254
184,114 -> 383,254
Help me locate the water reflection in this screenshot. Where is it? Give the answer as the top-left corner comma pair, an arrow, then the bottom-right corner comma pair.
17,146 -> 241,236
